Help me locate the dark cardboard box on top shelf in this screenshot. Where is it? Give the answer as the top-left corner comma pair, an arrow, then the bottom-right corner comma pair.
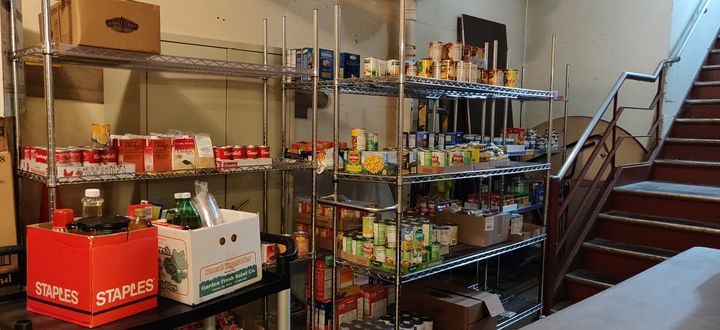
509,223 -> 546,242
295,212 -> 362,231
431,212 -> 511,247
401,280 -> 504,330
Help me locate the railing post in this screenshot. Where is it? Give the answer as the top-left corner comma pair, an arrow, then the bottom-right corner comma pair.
656,68 -> 666,150
543,178 -> 563,315
611,94 -> 619,177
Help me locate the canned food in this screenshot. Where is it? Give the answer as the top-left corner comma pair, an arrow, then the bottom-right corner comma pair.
353,236 -> 363,255
505,69 -> 519,87
373,220 -> 387,246
400,224 -> 414,251
258,145 -> 270,158
408,132 -> 417,149
366,133 -> 379,151
363,239 -> 374,258
413,226 -> 425,250
351,128 -> 366,151
405,60 -> 417,76
456,61 -> 467,82
401,250 -> 412,267
99,148 -> 118,165
431,151 -> 447,167
363,57 -> 379,77
91,123 -> 111,147
428,133 -> 436,149
422,222 -> 432,247
431,242 -> 441,259
416,131 -> 429,149
419,150 -> 432,167
420,246 -> 430,262
66,148 -> 82,166
429,41 -> 443,61
293,231 -> 309,256
343,235 -> 352,253
80,148 -> 100,166
215,146 -> 232,160
444,223 -> 458,245
387,59 -> 400,77
246,145 -> 259,159
362,216 -> 375,238
232,145 -> 246,159
345,150 -> 362,174
374,245 -> 386,262
432,61 -> 441,79
436,226 -> 451,246
444,42 -> 463,61
385,247 -> 396,266
386,223 -> 397,248
483,69 -> 504,86
467,62 -> 478,83
438,133 -> 446,149
417,59 -> 433,78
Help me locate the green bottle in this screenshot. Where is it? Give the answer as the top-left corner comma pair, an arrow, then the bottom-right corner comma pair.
173,192 -> 202,229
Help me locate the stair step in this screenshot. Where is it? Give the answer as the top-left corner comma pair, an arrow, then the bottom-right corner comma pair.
665,137 -> 720,145
610,181 -> 720,223
600,210 -> 720,233
670,120 -> 720,139
662,140 -> 720,161
583,238 -> 676,262
581,238 -> 672,279
685,98 -> 720,105
700,64 -> 720,80
675,118 -> 720,123
549,301 -> 571,314
565,269 -> 620,289
653,159 -> 720,185
703,64 -> 720,70
694,80 -> 720,86
711,49 -> 720,54
614,180 -> 720,203
681,103 -> 720,119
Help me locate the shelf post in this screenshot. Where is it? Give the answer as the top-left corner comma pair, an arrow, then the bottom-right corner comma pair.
562,64 -> 570,162
541,33 -> 557,315
395,0 -> 406,328
519,66 -> 526,128
310,8 -> 319,330
281,16 -> 288,235
262,19 -> 270,235
331,3 -> 341,324
40,0 -> 58,218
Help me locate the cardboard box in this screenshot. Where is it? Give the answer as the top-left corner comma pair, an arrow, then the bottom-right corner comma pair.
156,209 -> 262,305
301,48 -> 333,81
0,123 -> 19,292
144,137 -> 173,172
401,283 -> 504,330
49,0 -> 160,54
509,223 -> 546,242
295,212 -> 361,231
172,137 -> 196,170
22,160 -> 136,182
340,53 -> 360,78
361,285 -> 388,319
432,212 -> 510,247
27,224 -> 158,327
306,256 -> 333,302
119,137 -> 145,172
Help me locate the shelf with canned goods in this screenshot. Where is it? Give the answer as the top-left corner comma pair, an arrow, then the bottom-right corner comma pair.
14,44 -> 310,79
334,234 -> 546,284
17,158 -> 313,185
285,76 -> 557,100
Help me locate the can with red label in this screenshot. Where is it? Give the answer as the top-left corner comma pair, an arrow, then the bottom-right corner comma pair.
81,148 -> 100,166
246,145 -> 259,159
258,145 -> 270,158
231,145 -> 246,159
34,147 -> 48,164
214,146 -> 232,160
23,147 -> 33,161
99,147 -> 118,165
65,147 -> 82,166
55,148 -> 70,164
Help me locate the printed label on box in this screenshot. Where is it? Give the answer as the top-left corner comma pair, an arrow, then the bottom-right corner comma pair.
485,217 -> 495,231
158,236 -> 190,297
198,252 -> 258,297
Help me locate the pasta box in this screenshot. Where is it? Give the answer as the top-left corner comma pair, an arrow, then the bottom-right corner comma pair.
26,224 -> 158,328
156,209 -> 262,305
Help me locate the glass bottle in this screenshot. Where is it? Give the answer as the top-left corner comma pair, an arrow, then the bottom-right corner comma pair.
173,192 -> 202,230
129,207 -> 152,231
81,188 -> 104,217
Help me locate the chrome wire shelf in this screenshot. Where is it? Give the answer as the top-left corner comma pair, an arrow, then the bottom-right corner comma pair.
335,162 -> 550,184
15,44 -> 310,79
18,158 -> 313,185
286,76 -> 557,100
335,235 -> 546,283
498,301 -> 543,329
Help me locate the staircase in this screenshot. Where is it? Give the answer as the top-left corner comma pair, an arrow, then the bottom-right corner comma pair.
558,34 -> 720,308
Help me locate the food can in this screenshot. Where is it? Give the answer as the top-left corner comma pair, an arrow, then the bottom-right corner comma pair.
362,216 -> 375,238
400,224 -> 414,251
54,148 -> 70,164
363,57 -> 379,77
374,245 -> 386,262
505,69 -> 519,87
23,146 -> 34,161
387,59 -> 401,77
436,226 -> 451,246
384,247 -> 396,266
408,132 -> 417,149
405,60 -> 417,76
352,235 -> 362,255
99,148 -> 118,165
351,128 -> 366,151
422,221 -> 433,247
450,150 -> 465,165
444,223 -> 459,245
417,59 -> 433,78
80,147 -> 100,166
246,145 -> 259,159
438,133 -> 446,149
343,235 -> 352,253
440,60 -> 456,80
456,60 -> 467,82
467,62 -> 479,83
258,145 -> 270,158
231,145 -> 246,159
378,59 -> 388,76
373,220 -> 387,246
33,147 -> 48,164
65,148 -> 82,166
386,223 -> 397,248
416,131 -> 429,149
429,41 -> 443,61
431,242 -> 441,259
444,42 -> 463,61
345,150 -> 362,174
293,231 -> 309,256
419,150 -> 433,167
431,61 -> 441,79
431,151 -> 446,167
91,123 -> 111,147
402,132 -> 409,149
214,146 -> 232,160
420,246 -> 430,263
363,239 -> 374,258
428,133 -> 436,150
413,225 -> 425,250
366,133 -> 379,151
401,250 -> 412,267
483,69 -> 505,86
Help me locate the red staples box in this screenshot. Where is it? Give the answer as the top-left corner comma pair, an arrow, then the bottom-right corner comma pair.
27,224 -> 158,328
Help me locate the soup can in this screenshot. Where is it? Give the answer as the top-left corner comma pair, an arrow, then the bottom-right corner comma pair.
455,61 -> 467,82
246,145 -> 259,159
293,231 -> 309,256
351,128 -> 366,151
431,242 -> 441,259
259,145 -> 270,158
436,226 -> 451,246
385,247 -> 396,266
386,222 -> 397,248
443,223 -> 459,246
443,42 -> 463,61
366,132 -> 379,151
387,59 -> 401,77
362,216 -> 375,238
432,61 -> 441,79
505,69 -> 519,87
405,60 -> 418,76
363,239 -> 375,258
99,147 -> 117,165
80,147 -> 100,166
417,58 -> 433,77
232,145 -> 247,159
373,220 -> 387,246
374,245 -> 386,262
400,224 -> 414,251
215,146 -> 232,160
429,41 -> 443,61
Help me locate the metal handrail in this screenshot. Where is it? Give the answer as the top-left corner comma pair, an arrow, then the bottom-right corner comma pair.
554,0 -> 710,180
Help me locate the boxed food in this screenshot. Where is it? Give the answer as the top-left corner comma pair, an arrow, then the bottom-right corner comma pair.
340,53 -> 361,78
361,151 -> 398,176
509,223 -> 546,242
431,212 -> 510,247
363,57 -> 380,77
49,0 -> 160,54
306,255 -> 333,302
172,136 -> 196,170
118,137 -> 145,172
302,48 -> 334,81
193,135 -> 215,169
156,209 -> 262,305
401,283 -> 504,330
361,285 -> 388,319
27,224 -> 158,327
144,136 -> 172,173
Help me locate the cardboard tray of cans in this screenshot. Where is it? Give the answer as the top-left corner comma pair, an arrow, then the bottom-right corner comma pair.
339,251 -> 444,276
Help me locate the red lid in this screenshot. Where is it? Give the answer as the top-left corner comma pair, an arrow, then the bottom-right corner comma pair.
52,208 -> 75,229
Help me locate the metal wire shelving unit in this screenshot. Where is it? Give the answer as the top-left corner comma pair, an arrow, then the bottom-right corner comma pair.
6,1 -> 321,329
316,2 -> 559,329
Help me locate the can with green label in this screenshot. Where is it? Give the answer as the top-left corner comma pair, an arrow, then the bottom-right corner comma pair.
362,216 -> 375,238
385,247 -> 396,266
366,132 -> 379,151
345,150 -> 363,174
431,242 -> 441,260
373,220 -> 387,246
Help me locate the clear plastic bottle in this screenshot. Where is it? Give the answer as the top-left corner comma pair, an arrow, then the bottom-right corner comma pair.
81,188 -> 104,217
129,207 -> 152,231
173,192 -> 202,230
